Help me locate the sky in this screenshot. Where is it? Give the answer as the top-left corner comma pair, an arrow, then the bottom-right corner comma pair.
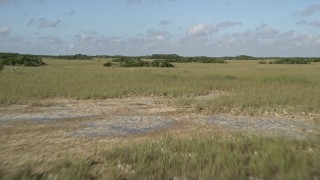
0,0 -> 320,57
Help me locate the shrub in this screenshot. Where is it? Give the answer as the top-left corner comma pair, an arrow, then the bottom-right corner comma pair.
53,54 -> 92,60
269,58 -> 310,64
119,59 -> 148,67
167,57 -> 227,63
151,60 -> 174,67
0,55 -> 46,67
103,62 -> 112,67
259,60 -> 267,64
108,58 -> 174,68
114,57 -> 142,67
0,64 -> 3,72
309,58 -> 320,62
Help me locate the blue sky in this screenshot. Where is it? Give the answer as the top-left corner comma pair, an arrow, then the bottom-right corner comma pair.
0,0 -> 320,56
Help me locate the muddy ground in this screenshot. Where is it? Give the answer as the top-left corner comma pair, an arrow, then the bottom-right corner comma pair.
0,96 -> 319,170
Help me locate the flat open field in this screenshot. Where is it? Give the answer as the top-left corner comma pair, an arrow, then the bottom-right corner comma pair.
0,59 -> 319,179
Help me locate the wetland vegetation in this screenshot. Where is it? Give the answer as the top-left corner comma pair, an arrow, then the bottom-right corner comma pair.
0,53 -> 319,179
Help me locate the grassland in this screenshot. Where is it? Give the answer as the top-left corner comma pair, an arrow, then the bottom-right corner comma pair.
1,58 -> 319,115
0,59 -> 319,179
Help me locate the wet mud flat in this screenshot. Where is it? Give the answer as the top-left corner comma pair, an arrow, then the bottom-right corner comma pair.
73,115 -> 173,137
0,97 -> 178,170
0,97 -> 319,139
0,97 -> 177,137
208,115 -> 320,140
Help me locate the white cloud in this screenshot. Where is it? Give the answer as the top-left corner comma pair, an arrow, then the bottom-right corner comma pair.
159,20 -> 172,26
218,21 -> 242,28
3,22 -> 320,56
308,20 -> 320,27
226,28 -> 320,56
0,26 -> 11,36
186,23 -> 218,37
64,10 -> 75,16
296,20 -> 320,28
174,23 -> 320,56
27,18 -> 36,26
186,21 -> 241,37
274,32 -> 320,50
27,18 -> 61,28
299,4 -> 320,16
146,28 -> 171,42
296,20 -> 307,25
255,23 -> 280,38
37,18 -> 60,28
39,35 -> 65,44
0,26 -> 24,43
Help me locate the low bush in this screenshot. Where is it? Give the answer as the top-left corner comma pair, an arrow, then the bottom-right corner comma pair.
0,64 -> 3,72
258,60 -> 267,64
150,60 -> 174,67
109,57 -> 174,68
144,54 -> 227,63
103,62 -> 112,67
309,58 -> 320,62
167,57 -> 227,63
51,54 -> 92,60
0,55 -> 46,67
269,58 -> 310,64
112,57 -> 147,67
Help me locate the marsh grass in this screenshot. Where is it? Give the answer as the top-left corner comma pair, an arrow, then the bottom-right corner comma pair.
0,59 -> 319,114
1,133 -> 319,179
102,134 -> 320,179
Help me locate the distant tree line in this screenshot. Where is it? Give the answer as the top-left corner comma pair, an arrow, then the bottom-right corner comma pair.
144,54 -> 181,60
0,52 -> 45,67
269,58 -> 311,64
104,57 -> 174,68
144,54 -> 320,63
1,52 -> 320,64
259,58 -> 316,64
142,54 -> 227,63
47,54 -> 93,60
